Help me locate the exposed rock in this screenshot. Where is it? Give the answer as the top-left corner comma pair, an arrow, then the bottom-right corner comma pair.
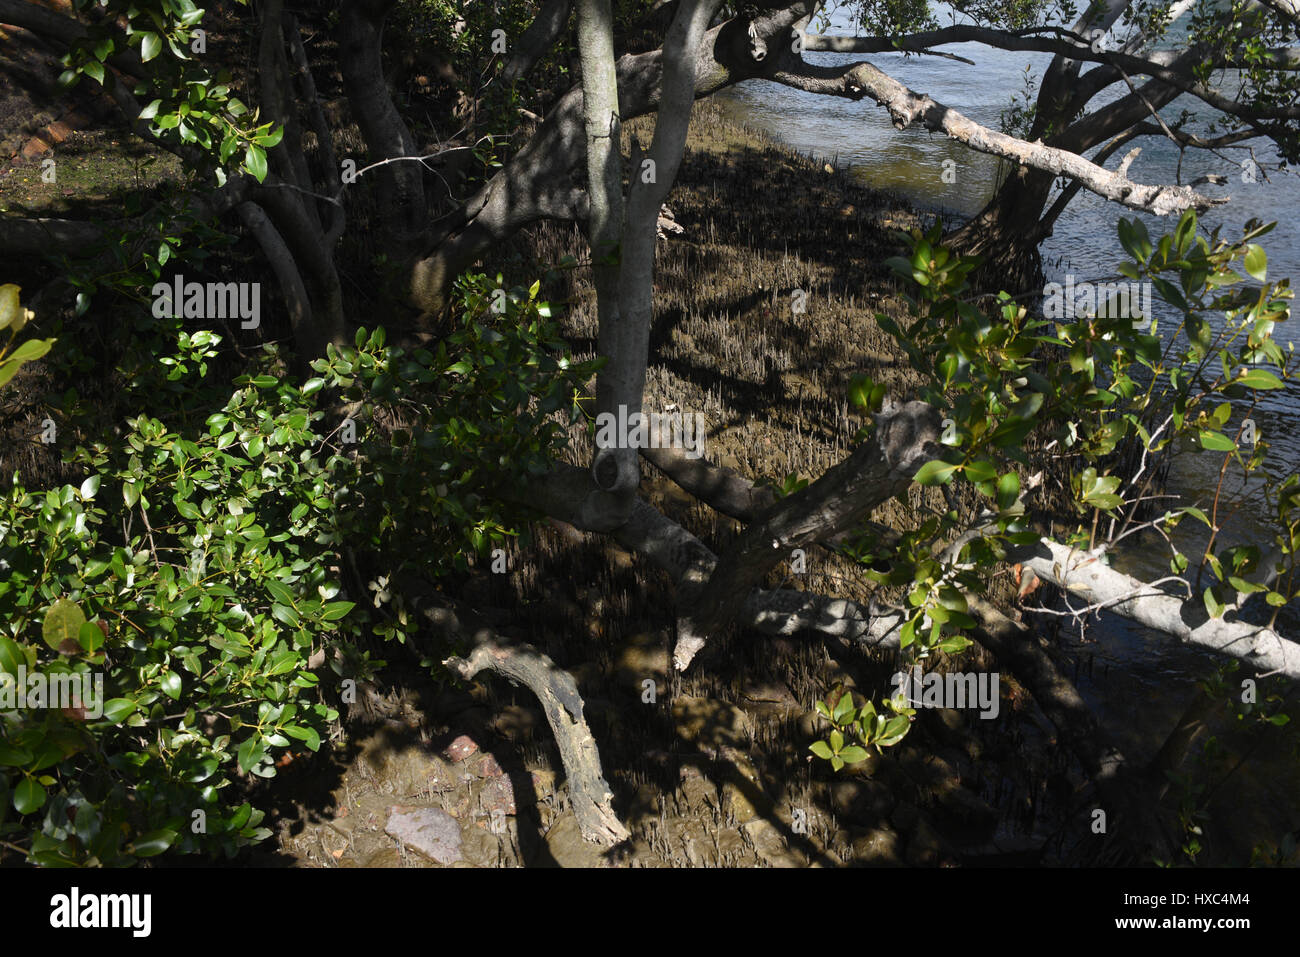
480,773 -> 516,816
472,752 -> 504,778
385,806 -> 463,865
442,734 -> 479,762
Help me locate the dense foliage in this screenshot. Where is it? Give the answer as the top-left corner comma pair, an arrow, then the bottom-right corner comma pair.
0,275 -> 594,864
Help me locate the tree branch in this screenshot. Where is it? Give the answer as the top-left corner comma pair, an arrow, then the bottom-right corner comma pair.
1011,538 -> 1300,681
430,608 -> 630,846
770,55 -> 1226,215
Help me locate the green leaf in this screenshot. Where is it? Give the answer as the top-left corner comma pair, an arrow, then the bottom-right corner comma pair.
964,459 -> 997,485
244,144 -> 268,182
79,475 -> 100,499
997,472 -> 1020,511
283,724 -> 321,751
0,742 -> 32,766
1238,368 -> 1284,390
264,579 -> 294,606
77,621 -> 104,654
1243,244 -> 1267,282
140,32 -> 163,62
237,734 -> 265,773
1198,430 -> 1237,452
838,746 -> 869,764
1203,586 -> 1225,620
160,671 -> 182,700
101,698 -> 137,724
848,375 -> 873,409
13,777 -> 46,814
6,338 -> 53,365
130,828 -> 177,857
914,459 -> 958,486
832,692 -> 854,723
809,740 -> 834,760
138,98 -> 162,120
43,599 -> 87,652
321,601 -> 355,621
0,636 -> 24,677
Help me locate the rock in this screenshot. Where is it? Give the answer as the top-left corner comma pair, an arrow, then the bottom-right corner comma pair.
442,734 -> 479,763
43,120 -> 73,144
480,773 -> 516,816
20,136 -> 51,159
472,752 -> 504,778
385,806 -> 463,865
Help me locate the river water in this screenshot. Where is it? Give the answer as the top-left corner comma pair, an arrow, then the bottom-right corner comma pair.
714,8 -> 1300,860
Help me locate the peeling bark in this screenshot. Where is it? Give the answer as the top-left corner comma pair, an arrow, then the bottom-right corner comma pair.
429,607 -> 630,846
1012,538 -> 1300,681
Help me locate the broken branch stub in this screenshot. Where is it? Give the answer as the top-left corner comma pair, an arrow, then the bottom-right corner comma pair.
443,634 -> 629,846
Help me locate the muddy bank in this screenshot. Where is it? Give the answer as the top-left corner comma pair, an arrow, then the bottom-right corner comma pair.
256,101 -> 1088,868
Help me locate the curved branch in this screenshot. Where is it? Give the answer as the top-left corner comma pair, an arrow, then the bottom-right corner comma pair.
235,200 -> 320,365
500,0 -> 574,84
770,54 -> 1226,215
434,616 -> 630,846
